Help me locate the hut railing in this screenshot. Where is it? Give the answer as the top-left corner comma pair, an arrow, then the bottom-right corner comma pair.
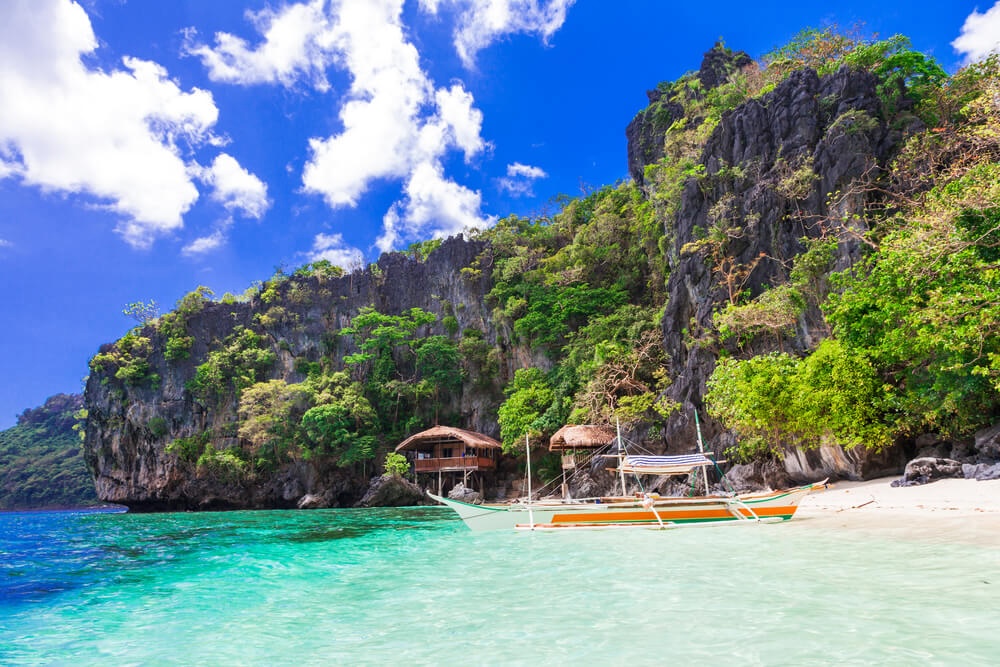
413,456 -> 494,472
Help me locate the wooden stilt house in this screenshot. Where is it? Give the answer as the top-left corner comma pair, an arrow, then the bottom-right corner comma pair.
394,426 -> 502,495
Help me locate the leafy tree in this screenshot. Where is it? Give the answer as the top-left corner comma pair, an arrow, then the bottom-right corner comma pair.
123,300 -> 159,325
497,368 -> 555,452
383,452 -> 410,477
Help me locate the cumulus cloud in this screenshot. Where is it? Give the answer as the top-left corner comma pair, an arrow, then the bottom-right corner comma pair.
184,0 -> 337,90
953,1 -> 1000,63
305,232 -> 365,270
190,0 -> 572,251
420,0 -> 575,67
498,161 -> 547,196
0,0 -> 265,248
195,154 -> 271,219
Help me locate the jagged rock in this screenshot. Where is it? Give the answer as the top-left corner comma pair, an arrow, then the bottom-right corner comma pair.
297,493 -> 329,509
783,442 -> 907,482
892,457 -> 965,486
658,65 -> 898,464
722,460 -> 792,492
914,433 -> 951,460
698,43 -> 752,90
626,44 -> 752,185
963,463 -> 1000,481
447,482 -> 482,504
974,423 -> 1000,461
355,475 -> 426,508
83,236 -> 512,511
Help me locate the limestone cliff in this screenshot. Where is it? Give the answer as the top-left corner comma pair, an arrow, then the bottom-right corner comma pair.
85,40 -> 959,508
83,237 -> 521,510
634,64 -> 910,480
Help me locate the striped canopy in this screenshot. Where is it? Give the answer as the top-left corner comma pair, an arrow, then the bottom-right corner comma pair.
618,454 -> 713,475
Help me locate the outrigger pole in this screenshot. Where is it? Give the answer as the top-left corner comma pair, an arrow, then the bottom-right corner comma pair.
693,409 -> 710,496
525,433 -> 535,530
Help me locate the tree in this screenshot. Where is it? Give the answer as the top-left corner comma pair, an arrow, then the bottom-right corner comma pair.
123,300 -> 159,325
383,452 -> 410,477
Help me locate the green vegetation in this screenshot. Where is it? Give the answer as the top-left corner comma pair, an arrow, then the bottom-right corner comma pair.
706,51 -> 1000,456
79,29 -> 1000,485
383,452 -> 410,477
0,394 -> 98,509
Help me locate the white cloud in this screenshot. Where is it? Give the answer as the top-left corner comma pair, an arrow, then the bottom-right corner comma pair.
0,239 -> 12,248
376,162 -> 493,252
306,232 -> 365,269
953,2 -> 1000,63
296,0 -> 492,249
419,0 -> 575,68
184,0 -> 337,90
196,154 -> 270,219
191,0 -> 570,252
498,161 -> 547,196
0,0 -> 230,248
182,228 -> 227,256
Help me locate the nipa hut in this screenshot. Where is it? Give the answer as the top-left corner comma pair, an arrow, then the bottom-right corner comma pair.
395,426 -> 502,495
548,425 -> 617,497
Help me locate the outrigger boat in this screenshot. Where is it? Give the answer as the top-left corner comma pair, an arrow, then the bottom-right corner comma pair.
429,465 -> 825,531
429,419 -> 826,531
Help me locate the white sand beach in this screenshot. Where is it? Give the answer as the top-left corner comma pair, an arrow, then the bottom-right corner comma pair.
795,477 -> 1000,545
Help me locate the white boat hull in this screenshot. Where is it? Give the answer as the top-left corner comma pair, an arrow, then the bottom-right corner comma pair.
429,481 -> 826,531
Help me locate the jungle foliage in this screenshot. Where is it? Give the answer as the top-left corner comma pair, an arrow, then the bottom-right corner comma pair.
0,394 -> 98,509
706,47 -> 1000,456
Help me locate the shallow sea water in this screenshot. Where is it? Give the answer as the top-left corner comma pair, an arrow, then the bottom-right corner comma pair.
1,506 -> 998,665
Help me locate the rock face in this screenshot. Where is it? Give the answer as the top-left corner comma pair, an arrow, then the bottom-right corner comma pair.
83,237 -> 511,511
643,65 -> 903,479
626,44 -> 752,186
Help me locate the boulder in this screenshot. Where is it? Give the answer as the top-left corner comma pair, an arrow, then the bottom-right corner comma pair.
447,482 -> 482,504
892,457 -> 965,487
974,423 -> 1000,461
355,475 -> 426,508
962,462 -> 1000,481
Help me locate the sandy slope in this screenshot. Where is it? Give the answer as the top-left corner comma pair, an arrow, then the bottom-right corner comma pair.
794,477 -> 1000,545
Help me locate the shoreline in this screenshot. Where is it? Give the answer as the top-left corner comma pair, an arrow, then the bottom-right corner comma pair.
794,476 -> 1000,546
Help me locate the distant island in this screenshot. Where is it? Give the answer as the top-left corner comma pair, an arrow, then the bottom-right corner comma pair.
7,29 -> 999,511
0,393 -> 98,510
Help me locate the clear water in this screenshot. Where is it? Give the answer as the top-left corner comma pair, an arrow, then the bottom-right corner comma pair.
2,507 -> 998,665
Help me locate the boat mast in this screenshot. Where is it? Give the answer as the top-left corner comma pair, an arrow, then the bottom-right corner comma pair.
525,433 -> 535,530
616,417 -> 627,496
694,410 -> 710,496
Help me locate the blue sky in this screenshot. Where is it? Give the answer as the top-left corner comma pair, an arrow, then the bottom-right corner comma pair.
0,0 -> 997,428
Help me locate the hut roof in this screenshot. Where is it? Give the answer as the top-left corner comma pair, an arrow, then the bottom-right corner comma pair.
548,424 -> 617,451
394,425 -> 502,452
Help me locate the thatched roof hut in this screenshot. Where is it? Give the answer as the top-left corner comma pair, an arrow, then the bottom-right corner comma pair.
548,424 -> 616,451
395,425 -> 501,453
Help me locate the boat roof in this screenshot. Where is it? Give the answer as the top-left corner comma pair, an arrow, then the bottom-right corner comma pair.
618,454 -> 714,475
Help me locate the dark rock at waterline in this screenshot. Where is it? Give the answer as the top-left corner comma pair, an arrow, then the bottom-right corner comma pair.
892,457 -> 965,487
355,475 -> 426,508
447,482 -> 482,504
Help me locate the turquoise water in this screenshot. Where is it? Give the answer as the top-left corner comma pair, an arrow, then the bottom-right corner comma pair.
2,507 -> 998,665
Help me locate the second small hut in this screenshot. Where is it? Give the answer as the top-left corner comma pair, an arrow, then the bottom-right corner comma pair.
548,424 -> 617,497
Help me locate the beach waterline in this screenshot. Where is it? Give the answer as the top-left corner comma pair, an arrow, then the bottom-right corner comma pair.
2,487 -> 999,665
